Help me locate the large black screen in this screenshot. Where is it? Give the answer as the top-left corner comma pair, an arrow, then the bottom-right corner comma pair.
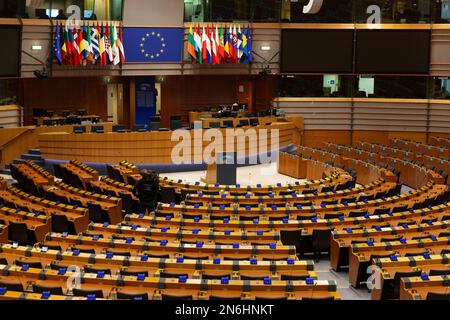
0,26 -> 20,77
356,30 -> 430,74
281,29 -> 354,74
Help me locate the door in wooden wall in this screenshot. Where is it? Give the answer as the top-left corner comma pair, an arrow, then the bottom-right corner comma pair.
107,84 -> 121,124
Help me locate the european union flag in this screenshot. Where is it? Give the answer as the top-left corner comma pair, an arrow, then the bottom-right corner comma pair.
124,28 -> 183,63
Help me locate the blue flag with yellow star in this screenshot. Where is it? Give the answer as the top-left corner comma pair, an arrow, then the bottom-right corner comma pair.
123,28 -> 183,63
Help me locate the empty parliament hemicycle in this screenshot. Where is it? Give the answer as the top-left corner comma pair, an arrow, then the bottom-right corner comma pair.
0,0 -> 449,314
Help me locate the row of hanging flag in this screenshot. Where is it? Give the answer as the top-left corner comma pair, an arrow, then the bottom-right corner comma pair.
186,24 -> 253,65
53,21 -> 125,66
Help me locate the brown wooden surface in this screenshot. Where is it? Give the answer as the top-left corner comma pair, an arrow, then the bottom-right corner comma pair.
38,122 -> 296,164
0,123 -> 113,169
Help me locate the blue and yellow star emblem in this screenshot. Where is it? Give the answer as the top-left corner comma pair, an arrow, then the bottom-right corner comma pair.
140,32 -> 166,60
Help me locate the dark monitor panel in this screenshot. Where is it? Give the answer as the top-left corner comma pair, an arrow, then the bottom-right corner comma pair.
356,30 -> 431,74
281,29 -> 354,74
0,26 -> 20,77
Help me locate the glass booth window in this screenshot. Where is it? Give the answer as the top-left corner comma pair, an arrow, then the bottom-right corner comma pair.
278,75 -> 353,98
287,0 -> 353,23
356,76 -> 428,99
355,0 -> 431,23
15,0 -> 122,20
0,80 -> 18,106
184,0 -> 282,22
435,0 -> 450,23
430,77 -> 450,99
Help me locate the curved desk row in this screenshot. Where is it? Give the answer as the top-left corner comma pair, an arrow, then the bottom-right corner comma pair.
38,121 -> 301,165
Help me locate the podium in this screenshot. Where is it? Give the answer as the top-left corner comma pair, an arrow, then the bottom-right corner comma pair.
204,153 -> 237,185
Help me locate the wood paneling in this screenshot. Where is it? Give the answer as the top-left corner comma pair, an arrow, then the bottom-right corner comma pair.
0,124 -> 113,169
38,123 -> 295,164
303,130 -> 351,147
0,105 -> 21,127
304,130 -> 446,147
19,77 -> 130,125
352,131 -> 427,145
160,75 -> 277,128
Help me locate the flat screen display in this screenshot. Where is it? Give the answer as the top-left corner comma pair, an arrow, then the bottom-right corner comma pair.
0,26 -> 20,77
356,30 -> 430,74
281,29 -> 354,74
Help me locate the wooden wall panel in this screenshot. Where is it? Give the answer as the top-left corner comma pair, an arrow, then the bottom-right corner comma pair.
303,130 -> 351,147
160,75 -> 277,127
431,26 -> 450,76
353,99 -> 428,132
352,131 -> 427,145
274,98 -> 352,130
18,77 -> 130,125
0,105 -> 21,128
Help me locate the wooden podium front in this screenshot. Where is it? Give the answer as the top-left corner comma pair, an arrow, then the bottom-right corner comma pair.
203,163 -> 217,184
278,151 -> 307,179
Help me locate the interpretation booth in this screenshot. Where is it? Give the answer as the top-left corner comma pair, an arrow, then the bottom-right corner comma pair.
0,0 -> 450,309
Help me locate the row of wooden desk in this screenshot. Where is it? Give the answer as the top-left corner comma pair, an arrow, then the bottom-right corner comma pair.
358,141 -> 450,173
38,120 -> 301,164
391,138 -> 449,159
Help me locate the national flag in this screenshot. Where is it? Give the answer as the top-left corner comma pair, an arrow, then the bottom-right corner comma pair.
237,25 -> 243,61
86,24 -> 94,63
53,22 -> 62,65
205,25 -> 212,65
113,25 -> 121,65
210,26 -> 217,64
228,26 -> 237,63
247,24 -> 253,63
194,25 -> 202,64
241,25 -> 249,64
108,23 -> 115,64
91,23 -> 100,63
72,26 -> 81,65
99,24 -> 107,65
63,25 -> 73,64
201,25 -> 207,64
223,26 -> 230,62
118,25 -> 125,65
214,25 -> 221,64
186,25 -> 197,62
60,23 -> 68,64
232,25 -> 239,63
80,24 -> 87,61
105,23 -> 112,64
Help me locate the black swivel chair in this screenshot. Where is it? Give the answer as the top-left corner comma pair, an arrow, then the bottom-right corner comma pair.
280,230 -> 302,257
112,125 -> 127,133
32,284 -> 64,295
162,294 -> 193,300
384,271 -> 422,299
51,213 -> 70,234
223,120 -> 234,128
116,292 -> 149,300
91,126 -> 105,134
160,186 -> 178,204
0,281 -> 24,292
8,222 -> 35,246
238,119 -> 250,127
427,292 -> 450,300
133,125 -> 147,132
73,126 -> 86,134
209,122 -> 221,129
170,116 -> 184,131
312,229 -> 331,261
149,117 -> 161,131
72,288 -> 104,298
